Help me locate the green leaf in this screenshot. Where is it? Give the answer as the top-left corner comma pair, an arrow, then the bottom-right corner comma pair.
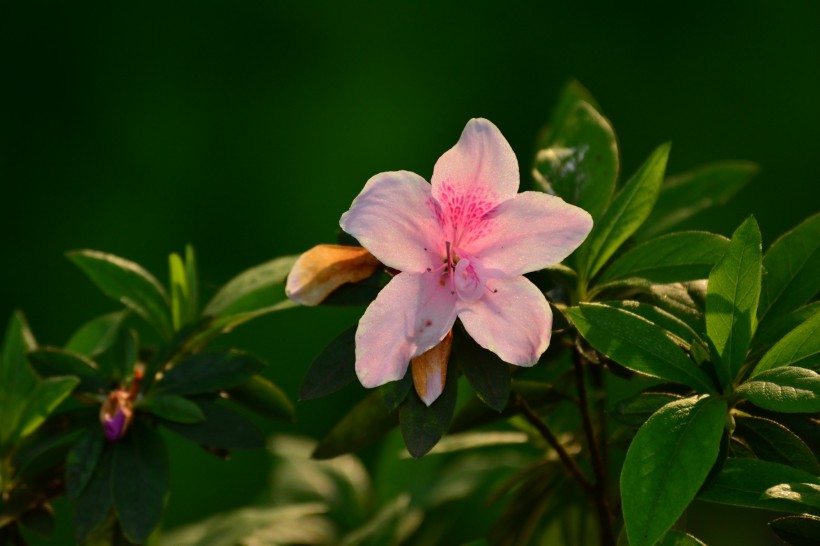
74,446 -> 114,544
609,392 -> 682,428
112,421 -> 169,544
764,482 -> 820,510
453,331 -> 510,412
95,327 -> 139,383
699,458 -> 820,512
226,375 -> 295,422
139,395 -> 206,424
399,368 -> 459,458
66,426 -> 106,499
313,391 -> 399,459
151,350 -> 265,397
597,231 -> 729,285
706,216 -> 762,384
185,245 -> 199,323
759,212 -> 820,324
638,161 -> 758,239
299,325 -> 358,401
770,514 -> 820,546
657,530 -> 707,546
735,415 -> 820,474
64,311 -> 129,358
533,100 -> 618,220
753,303 -> 820,376
380,372 -> 413,413
449,380 -> 564,433
567,303 -> 714,393
162,399 -> 264,450
0,311 -> 38,447
579,143 -> 671,282
18,504 -> 55,539
752,302 -> 820,354
169,251 -> 189,331
15,376 -> 80,438
737,367 -> 820,413
416,431 -> 529,457
597,300 -> 705,348
27,347 -> 109,394
621,395 -> 726,546
67,249 -> 173,339
641,281 -> 708,337
203,255 -> 297,317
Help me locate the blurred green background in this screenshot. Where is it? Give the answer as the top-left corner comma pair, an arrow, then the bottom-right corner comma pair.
2,1 -> 819,544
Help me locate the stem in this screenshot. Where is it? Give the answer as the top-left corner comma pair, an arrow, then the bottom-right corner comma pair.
514,394 -> 594,496
572,353 -> 616,546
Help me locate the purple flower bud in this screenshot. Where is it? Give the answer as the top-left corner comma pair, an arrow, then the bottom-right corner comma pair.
100,390 -> 134,442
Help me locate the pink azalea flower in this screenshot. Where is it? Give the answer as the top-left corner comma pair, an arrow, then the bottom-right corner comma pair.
340,118 -> 593,404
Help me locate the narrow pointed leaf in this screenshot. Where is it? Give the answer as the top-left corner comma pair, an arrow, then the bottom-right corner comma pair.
74,446 -> 114,544
621,395 -> 726,546
169,252 -> 189,331
112,421 -> 169,544
597,231 -> 729,285
203,255 -> 297,317
567,303 -> 714,393
151,350 -> 265,397
706,216 -> 762,384
162,400 -> 264,449
453,332 -> 510,412
533,100 -> 618,220
735,415 -> 820,474
598,300 -> 704,348
66,426 -> 106,499
753,304 -> 820,376
399,368 -> 458,458
96,327 -> 139,383
752,302 -> 820,353
737,367 -> 820,413
0,311 -> 38,446
67,249 -> 172,339
299,325 -> 357,401
139,395 -> 206,424
226,375 -> 295,422
639,161 -> 758,239
770,515 -> 820,546
610,392 -> 682,428
759,212 -> 820,324
579,143 -> 670,281
14,376 -> 80,438
184,245 -> 199,323
313,391 -> 399,459
65,311 -> 128,358
27,347 -> 109,393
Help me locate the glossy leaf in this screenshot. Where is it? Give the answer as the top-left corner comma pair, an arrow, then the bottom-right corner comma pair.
453,331 -> 511,412
579,143 -> 670,282
706,216 -> 762,384
139,395 -> 206,424
533,100 -> 618,220
151,350 -> 265,397
764,482 -> 820,510
27,347 -> 109,394
737,367 -> 820,413
639,161 -> 757,239
112,421 -> 169,544
66,426 -> 105,499
753,306 -> 820,376
735,415 -> 820,474
770,514 -> 820,546
759,212 -> 820,324
203,255 -> 297,317
169,251 -> 189,331
67,249 -> 173,338
752,302 -> 820,353
598,300 -> 704,348
226,375 -> 295,422
609,392 -> 682,428
313,391 -> 399,459
399,368 -> 458,458
299,325 -> 357,401
163,399 -> 265,450
641,281 -> 708,337
567,303 -> 714,393
74,446 -> 114,544
0,311 -> 38,447
597,231 -> 729,285
699,458 -> 820,512
64,311 -> 128,358
621,395 -> 726,546
15,376 -> 80,438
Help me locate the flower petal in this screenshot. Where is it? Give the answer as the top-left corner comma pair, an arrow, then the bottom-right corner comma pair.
355,272 -> 458,388
458,276 -> 552,366
285,245 -> 380,306
469,192 -> 593,277
340,171 -> 440,272
411,331 -> 452,406
431,118 -> 519,207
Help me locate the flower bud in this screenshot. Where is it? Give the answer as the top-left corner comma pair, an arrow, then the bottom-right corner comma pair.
100,390 -> 134,442
285,244 -> 380,306
411,331 -> 453,406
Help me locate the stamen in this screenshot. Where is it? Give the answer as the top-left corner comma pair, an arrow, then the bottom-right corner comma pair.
445,241 -> 456,292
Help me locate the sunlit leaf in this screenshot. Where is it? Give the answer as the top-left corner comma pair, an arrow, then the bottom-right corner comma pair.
752,307 -> 820,377
0,311 -> 38,448
15,376 -> 80,438
657,530 -> 707,546
764,482 -> 820,510
67,249 -> 173,339
596,300 -> 704,348
203,255 -> 297,317
28,347 -> 108,393
169,251 -> 190,331
737,367 -> 820,413
752,302 -> 820,354
621,395 -> 726,546
64,311 -> 128,359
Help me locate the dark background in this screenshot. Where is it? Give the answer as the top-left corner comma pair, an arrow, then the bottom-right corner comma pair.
2,1 -> 818,544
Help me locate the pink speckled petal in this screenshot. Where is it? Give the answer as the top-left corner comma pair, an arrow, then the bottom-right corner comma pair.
355,272 -> 458,388
340,171 -> 440,273
458,276 -> 552,366
468,192 -> 593,277
431,118 -> 519,206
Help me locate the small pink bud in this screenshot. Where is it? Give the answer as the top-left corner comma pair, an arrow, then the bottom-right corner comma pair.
100,390 -> 134,442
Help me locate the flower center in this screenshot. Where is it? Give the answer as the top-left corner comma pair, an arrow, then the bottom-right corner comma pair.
426,240 -> 494,303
